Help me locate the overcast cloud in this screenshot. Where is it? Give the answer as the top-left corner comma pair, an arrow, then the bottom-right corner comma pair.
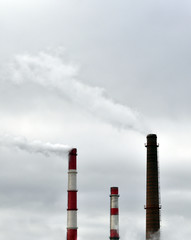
0,0 -> 191,239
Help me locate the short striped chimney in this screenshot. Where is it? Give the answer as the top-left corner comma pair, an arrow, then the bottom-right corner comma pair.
110,187 -> 120,239
67,148 -> 78,240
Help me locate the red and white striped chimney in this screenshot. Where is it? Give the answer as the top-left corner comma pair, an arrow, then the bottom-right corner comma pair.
67,148 -> 78,240
110,187 -> 120,239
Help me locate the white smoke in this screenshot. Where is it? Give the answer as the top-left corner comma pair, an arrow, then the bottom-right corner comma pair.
5,49 -> 148,134
0,134 -> 72,157
148,231 -> 160,240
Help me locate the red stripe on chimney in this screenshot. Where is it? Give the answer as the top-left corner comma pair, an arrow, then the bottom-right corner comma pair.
67,229 -> 77,240
68,191 -> 77,210
111,208 -> 119,215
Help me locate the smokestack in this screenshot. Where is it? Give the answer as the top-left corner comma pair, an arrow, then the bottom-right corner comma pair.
110,187 -> 120,240
67,148 -> 78,240
145,134 -> 161,240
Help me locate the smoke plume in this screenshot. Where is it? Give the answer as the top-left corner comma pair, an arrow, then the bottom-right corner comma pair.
5,49 -> 148,134
149,231 -> 160,240
0,134 -> 72,157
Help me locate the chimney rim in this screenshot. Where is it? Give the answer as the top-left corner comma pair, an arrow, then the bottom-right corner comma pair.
69,148 -> 77,155
147,134 -> 157,138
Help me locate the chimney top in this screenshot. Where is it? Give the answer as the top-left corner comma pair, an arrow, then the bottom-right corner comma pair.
147,134 -> 157,139
69,148 -> 77,155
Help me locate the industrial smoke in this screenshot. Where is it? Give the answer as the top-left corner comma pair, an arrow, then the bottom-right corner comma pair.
4,50 -> 147,133
0,134 -> 72,156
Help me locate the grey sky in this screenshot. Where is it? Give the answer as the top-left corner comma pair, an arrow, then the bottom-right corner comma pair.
0,0 -> 191,239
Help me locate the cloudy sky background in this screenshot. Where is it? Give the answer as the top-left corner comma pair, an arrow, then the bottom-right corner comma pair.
1,0 -> 191,239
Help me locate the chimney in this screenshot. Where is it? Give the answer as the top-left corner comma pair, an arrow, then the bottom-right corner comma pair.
145,134 -> 161,240
110,187 -> 120,239
67,148 -> 78,240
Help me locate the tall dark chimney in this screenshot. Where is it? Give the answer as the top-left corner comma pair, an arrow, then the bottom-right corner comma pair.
145,134 -> 161,240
